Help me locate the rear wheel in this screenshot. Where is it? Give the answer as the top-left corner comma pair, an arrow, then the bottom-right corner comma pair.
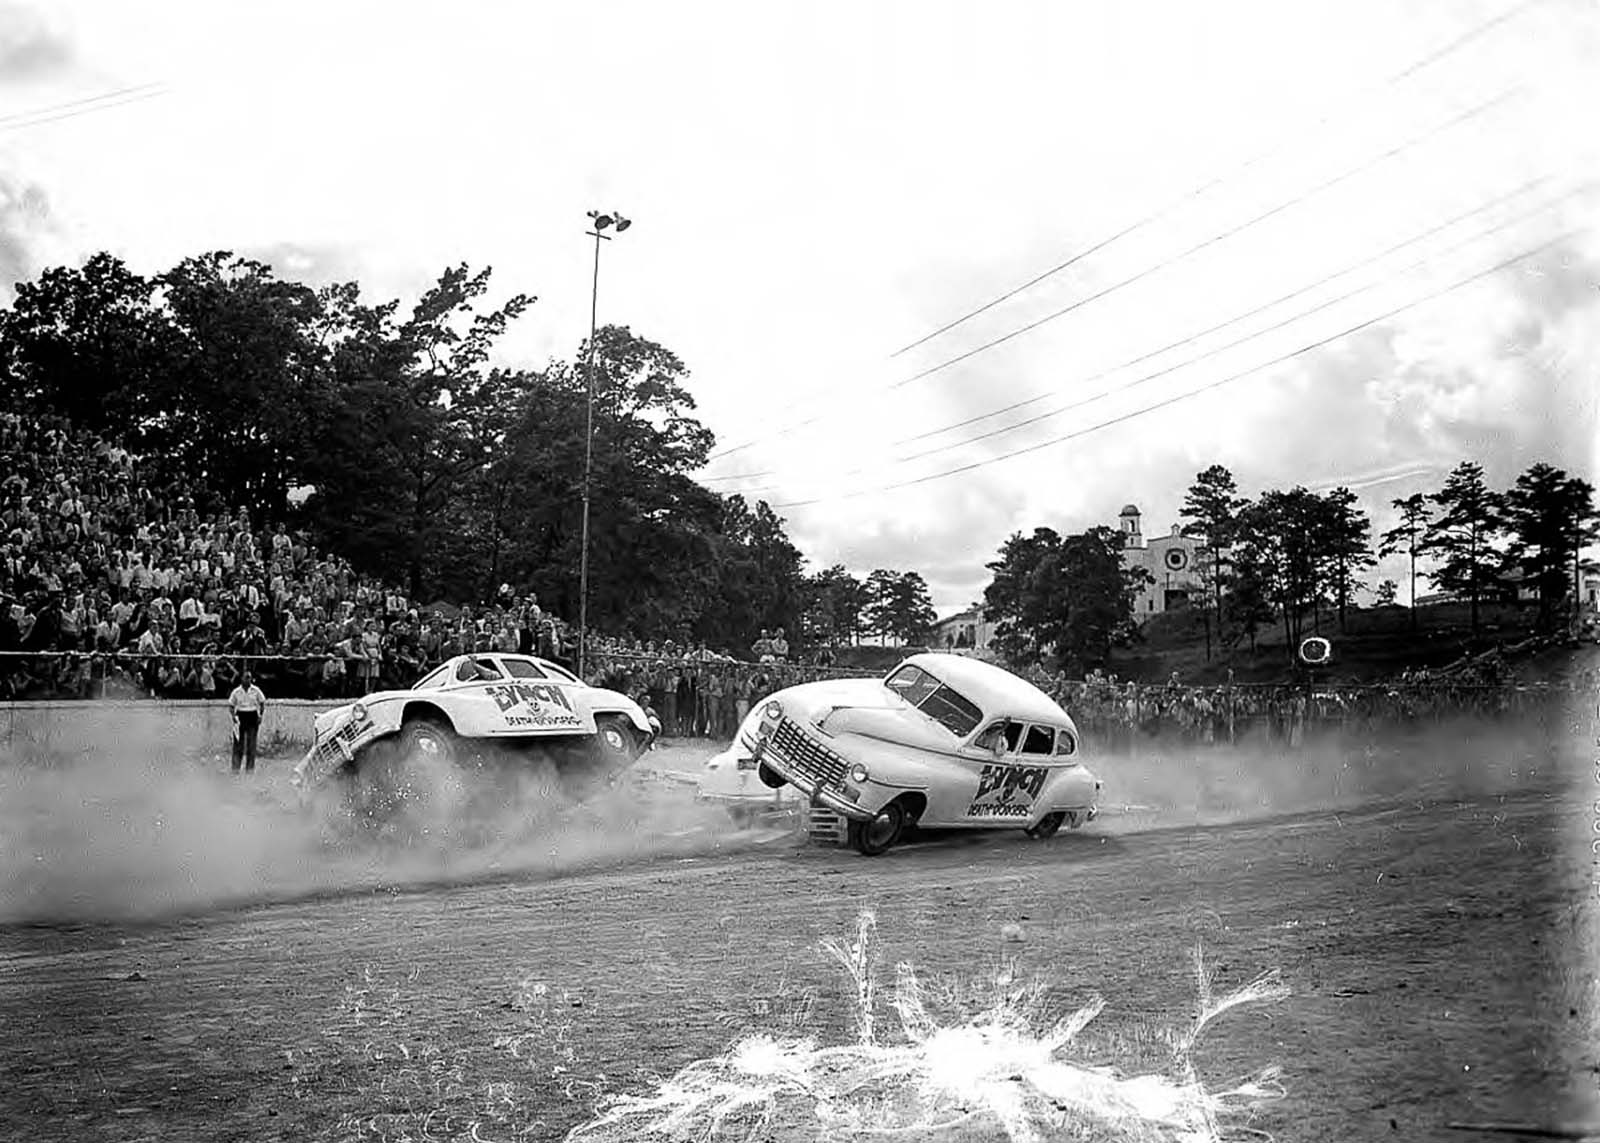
1025,811 -> 1065,840
847,801 -> 906,856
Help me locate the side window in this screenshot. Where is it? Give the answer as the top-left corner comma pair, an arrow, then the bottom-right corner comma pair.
456,658 -> 502,683
1002,721 -> 1023,753
1054,729 -> 1078,757
502,659 -> 549,680
1021,724 -> 1055,756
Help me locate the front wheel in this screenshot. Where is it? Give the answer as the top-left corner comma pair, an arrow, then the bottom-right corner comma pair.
847,801 -> 906,856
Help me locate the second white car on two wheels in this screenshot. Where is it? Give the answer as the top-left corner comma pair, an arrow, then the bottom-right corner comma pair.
291,653 -> 660,799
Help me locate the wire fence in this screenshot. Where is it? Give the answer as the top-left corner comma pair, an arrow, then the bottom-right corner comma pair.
1,649 -> 1589,748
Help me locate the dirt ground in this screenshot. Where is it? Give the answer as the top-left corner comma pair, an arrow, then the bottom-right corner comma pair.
3,705 -> 1598,1142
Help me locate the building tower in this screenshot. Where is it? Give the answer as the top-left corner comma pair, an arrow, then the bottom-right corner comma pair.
1118,504 -> 1144,549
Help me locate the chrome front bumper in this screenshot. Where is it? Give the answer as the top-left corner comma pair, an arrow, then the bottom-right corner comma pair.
752,728 -> 875,823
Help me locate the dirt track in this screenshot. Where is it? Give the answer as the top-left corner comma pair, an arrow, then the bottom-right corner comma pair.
3,716 -> 1599,1143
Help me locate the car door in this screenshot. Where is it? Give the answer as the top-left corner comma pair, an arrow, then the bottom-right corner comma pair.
926,718 -> 1021,825
960,721 -> 1058,823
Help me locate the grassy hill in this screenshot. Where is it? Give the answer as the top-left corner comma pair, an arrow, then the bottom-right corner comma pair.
1106,600 -> 1574,684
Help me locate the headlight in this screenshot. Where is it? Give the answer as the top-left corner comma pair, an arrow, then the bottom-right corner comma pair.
849,762 -> 870,784
763,700 -> 783,720
351,702 -> 368,722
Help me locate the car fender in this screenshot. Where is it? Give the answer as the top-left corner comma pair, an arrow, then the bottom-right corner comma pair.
578,685 -> 655,736
823,731 -> 937,792
1037,763 -> 1100,812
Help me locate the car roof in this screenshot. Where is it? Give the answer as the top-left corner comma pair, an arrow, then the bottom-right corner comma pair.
436,653 -> 576,677
900,652 -> 1072,728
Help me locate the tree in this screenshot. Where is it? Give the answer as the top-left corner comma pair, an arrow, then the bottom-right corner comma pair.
0,253 -> 183,434
158,252 -> 340,523
1377,493 -> 1431,631
1317,487 -> 1375,633
1179,465 -> 1246,659
1422,462 -> 1503,635
865,571 -> 937,646
810,565 -> 869,646
1501,462 -> 1600,631
1374,579 -> 1399,606
1235,488 -> 1324,656
299,263 -> 534,598
1223,545 -> 1274,652
981,526 -> 1148,673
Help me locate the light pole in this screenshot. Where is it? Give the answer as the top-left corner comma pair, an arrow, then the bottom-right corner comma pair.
578,209 -> 631,680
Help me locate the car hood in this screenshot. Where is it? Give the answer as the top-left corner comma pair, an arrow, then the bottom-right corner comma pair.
760,676 -> 965,752
759,676 -> 899,719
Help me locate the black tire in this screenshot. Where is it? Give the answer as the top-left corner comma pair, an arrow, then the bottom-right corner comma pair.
398,716 -> 458,769
595,715 -> 638,761
1025,811 -> 1065,840
847,801 -> 906,856
343,717 -> 459,834
756,761 -> 787,789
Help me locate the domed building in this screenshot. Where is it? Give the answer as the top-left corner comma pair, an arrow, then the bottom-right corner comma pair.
1115,504 -> 1203,620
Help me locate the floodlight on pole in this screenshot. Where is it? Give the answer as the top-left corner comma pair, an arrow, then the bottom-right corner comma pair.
577,208 -> 631,679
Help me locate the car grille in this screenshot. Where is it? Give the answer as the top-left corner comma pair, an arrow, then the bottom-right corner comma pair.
313,717 -> 364,771
768,718 -> 848,790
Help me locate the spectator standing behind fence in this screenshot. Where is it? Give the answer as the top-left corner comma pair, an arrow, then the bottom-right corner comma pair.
228,668 -> 266,774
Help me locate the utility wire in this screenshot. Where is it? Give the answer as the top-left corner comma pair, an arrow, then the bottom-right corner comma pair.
887,0 -> 1546,359
703,173 -> 1565,485
887,86 -> 1521,392
767,229 -> 1578,510
707,82 -> 1525,464
889,183 -> 1589,467
704,0 -> 1545,464
0,82 -> 168,133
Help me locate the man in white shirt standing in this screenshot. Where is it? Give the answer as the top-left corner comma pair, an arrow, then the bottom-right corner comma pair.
228,668 -> 267,774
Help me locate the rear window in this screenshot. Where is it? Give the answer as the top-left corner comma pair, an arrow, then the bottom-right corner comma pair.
540,660 -> 580,683
1021,724 -> 1055,755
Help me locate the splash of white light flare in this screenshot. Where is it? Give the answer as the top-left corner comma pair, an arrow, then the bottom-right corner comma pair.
565,911 -> 1290,1143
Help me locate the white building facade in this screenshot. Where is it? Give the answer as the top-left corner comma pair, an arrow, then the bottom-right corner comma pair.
1116,504 -> 1205,620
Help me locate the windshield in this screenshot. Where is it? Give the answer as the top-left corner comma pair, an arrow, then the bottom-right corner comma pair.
884,663 -> 984,737
413,665 -> 449,691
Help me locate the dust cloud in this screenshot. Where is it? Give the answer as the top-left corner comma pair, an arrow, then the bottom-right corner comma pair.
0,734 -> 750,924
1090,712 -> 1580,832
2,703 -> 1585,923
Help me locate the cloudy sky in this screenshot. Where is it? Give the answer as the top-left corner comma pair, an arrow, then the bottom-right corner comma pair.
2,0 -> 1597,614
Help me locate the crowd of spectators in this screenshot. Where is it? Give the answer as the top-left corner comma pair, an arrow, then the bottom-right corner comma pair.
0,413 -> 835,706
1025,661 -> 1584,747
2,413 -> 1585,740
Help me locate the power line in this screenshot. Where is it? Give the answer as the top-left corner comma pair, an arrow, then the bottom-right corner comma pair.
706,81 -> 1524,464
0,82 -> 168,133
885,0 -> 1547,360
703,173 -> 1567,486
888,182 -> 1590,466
887,86 -> 1521,392
767,229 -> 1578,510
